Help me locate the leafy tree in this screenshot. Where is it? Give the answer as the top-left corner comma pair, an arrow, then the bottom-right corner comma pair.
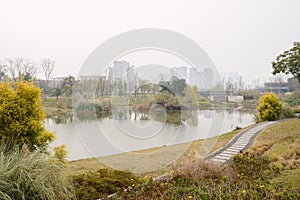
52,87 -> 62,104
151,83 -> 160,94
98,76 -> 109,98
181,85 -> 198,110
62,75 -> 76,100
153,91 -> 179,109
170,76 -> 187,96
139,79 -> 152,95
0,81 -> 55,150
257,92 -> 282,122
272,42 -> 300,82
192,86 -> 200,100
159,76 -> 187,96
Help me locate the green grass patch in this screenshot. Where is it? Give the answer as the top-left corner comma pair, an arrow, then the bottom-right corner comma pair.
249,119 -> 300,189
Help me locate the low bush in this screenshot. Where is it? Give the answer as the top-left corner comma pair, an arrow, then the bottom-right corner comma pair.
72,168 -> 142,200
115,154 -> 299,199
280,103 -> 295,119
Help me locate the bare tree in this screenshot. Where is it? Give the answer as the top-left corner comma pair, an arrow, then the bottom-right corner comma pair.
4,58 -> 37,81
5,58 -> 17,81
0,63 -> 7,81
22,59 -> 37,80
273,74 -> 287,83
126,65 -> 139,95
41,58 -> 55,86
237,76 -> 245,92
251,78 -> 261,89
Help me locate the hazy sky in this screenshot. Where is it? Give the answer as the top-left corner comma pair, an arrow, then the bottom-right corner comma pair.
1,0 -> 299,83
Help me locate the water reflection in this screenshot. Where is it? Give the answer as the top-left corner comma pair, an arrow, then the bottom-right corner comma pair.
50,108 -> 253,128
47,108 -> 255,161
72,105 -> 199,126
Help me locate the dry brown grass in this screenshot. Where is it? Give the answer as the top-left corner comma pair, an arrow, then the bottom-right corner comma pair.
172,158 -> 237,182
250,119 -> 300,169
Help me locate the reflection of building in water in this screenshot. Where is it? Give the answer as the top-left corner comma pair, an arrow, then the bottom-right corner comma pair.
200,110 -> 213,119
238,110 -> 243,123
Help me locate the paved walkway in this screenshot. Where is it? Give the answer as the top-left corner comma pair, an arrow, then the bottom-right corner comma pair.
205,121 -> 278,163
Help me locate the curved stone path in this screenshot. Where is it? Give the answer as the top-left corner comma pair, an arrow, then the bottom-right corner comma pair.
205,121 -> 279,163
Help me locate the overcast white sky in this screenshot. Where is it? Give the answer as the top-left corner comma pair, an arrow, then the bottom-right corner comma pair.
0,0 -> 299,83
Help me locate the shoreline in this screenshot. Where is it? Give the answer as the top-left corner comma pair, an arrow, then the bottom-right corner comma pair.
68,124 -> 255,174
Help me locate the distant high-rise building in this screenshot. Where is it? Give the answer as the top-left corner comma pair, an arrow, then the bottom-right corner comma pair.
196,72 -> 207,91
188,67 -> 207,90
218,72 -> 239,91
203,68 -> 214,89
188,67 -> 198,86
170,66 -> 188,80
110,60 -> 130,80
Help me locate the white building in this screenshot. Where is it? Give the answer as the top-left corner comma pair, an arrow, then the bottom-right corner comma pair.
203,68 -> 214,89
48,77 -> 64,88
110,60 -> 130,80
196,72 -> 207,91
80,75 -> 101,81
188,67 -> 198,86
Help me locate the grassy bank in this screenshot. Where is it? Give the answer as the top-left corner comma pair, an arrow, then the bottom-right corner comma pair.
68,120 -> 300,199
69,126 -> 250,175
110,119 -> 300,199
43,97 -> 72,117
249,118 -> 300,190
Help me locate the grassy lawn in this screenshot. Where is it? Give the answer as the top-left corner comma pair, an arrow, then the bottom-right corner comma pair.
249,118 -> 300,190
43,97 -> 72,117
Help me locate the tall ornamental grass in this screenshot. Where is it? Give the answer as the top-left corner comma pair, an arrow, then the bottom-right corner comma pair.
0,142 -> 75,200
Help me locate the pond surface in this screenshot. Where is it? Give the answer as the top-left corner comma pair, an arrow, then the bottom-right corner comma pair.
47,109 -> 255,161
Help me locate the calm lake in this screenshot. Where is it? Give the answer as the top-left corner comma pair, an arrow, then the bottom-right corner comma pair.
47,109 -> 255,161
